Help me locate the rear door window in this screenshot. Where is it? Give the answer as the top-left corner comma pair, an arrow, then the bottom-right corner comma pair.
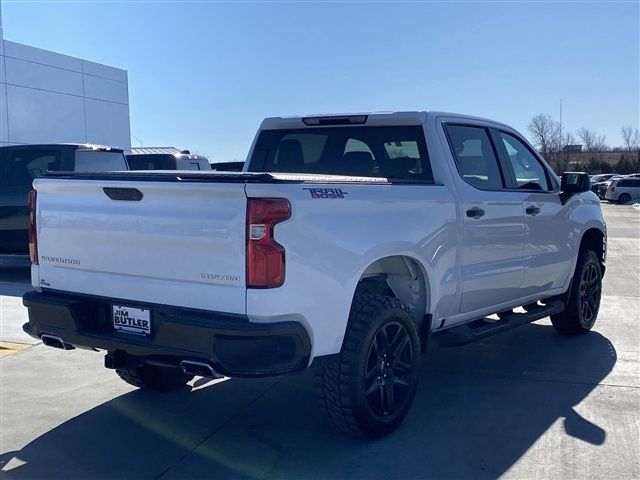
74,151 -> 128,172
444,125 -> 504,190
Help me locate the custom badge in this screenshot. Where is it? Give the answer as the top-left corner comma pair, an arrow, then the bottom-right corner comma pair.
303,188 -> 348,199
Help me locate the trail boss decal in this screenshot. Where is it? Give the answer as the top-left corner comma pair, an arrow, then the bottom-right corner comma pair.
303,188 -> 348,199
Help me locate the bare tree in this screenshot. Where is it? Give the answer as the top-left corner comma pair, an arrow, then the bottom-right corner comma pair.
621,126 -> 640,151
577,128 -> 596,151
577,128 -> 608,152
563,132 -> 576,147
593,134 -> 608,152
527,114 -> 560,158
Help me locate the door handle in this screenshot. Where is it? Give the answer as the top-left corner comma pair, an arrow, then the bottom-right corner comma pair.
466,207 -> 485,219
526,206 -> 540,216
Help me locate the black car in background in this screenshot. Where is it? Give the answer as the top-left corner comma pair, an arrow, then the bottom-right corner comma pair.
589,174 -> 617,194
0,144 -> 128,266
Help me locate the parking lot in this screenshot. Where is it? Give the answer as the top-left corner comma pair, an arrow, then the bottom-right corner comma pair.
0,201 -> 638,480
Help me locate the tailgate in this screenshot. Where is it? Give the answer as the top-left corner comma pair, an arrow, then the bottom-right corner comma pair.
33,178 -> 247,314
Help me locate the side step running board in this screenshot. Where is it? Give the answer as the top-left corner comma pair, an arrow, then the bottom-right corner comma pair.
434,300 -> 565,348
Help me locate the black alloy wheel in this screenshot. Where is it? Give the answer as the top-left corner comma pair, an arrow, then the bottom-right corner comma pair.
579,262 -> 600,328
364,321 -> 413,417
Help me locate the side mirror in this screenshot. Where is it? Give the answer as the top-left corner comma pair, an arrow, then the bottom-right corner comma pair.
560,172 -> 591,204
561,172 -> 590,194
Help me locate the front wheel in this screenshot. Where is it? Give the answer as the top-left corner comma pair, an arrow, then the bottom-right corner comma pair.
316,294 -> 421,438
550,249 -> 602,334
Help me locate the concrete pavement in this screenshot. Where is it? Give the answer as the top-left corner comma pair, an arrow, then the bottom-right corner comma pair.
1,202 -> 638,479
0,269 -> 34,346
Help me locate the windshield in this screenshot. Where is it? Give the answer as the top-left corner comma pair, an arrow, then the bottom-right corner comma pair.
247,126 -> 434,183
74,151 -> 128,172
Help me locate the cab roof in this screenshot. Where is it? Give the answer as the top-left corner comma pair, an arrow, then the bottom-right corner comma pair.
260,111 -> 511,130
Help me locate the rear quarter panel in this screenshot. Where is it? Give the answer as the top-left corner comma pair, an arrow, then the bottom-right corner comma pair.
245,182 -> 458,359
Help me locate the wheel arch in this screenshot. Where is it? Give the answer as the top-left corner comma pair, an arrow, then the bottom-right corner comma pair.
352,255 -> 431,328
580,227 -> 606,264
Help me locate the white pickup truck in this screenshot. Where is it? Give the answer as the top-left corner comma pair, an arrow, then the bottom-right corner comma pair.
23,112 -> 606,438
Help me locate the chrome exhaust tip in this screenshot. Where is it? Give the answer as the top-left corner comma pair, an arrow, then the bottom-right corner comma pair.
180,359 -> 217,377
41,334 -> 75,350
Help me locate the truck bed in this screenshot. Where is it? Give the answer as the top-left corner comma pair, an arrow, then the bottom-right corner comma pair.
42,170 -> 400,184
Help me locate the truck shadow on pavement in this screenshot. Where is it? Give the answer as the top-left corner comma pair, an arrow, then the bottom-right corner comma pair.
0,323 -> 616,479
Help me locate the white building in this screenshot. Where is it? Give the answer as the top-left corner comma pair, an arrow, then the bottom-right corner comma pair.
0,3 -> 131,150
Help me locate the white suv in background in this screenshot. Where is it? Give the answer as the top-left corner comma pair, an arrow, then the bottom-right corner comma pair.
604,177 -> 640,203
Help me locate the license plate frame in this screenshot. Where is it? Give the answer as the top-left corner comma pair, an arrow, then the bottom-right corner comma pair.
112,305 -> 151,336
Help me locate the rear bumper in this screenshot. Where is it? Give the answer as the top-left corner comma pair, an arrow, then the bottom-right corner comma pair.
22,290 -> 311,378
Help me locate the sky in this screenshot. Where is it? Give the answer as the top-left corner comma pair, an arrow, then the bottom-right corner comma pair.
2,1 -> 639,162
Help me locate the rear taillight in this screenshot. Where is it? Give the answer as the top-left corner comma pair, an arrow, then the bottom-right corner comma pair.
28,189 -> 38,264
246,198 -> 291,288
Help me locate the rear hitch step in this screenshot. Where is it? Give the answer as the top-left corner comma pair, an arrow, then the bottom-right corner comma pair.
104,351 -> 129,369
41,334 -> 75,350
434,300 -> 565,348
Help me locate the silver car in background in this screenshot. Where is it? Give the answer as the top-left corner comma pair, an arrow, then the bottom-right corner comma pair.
604,177 -> 640,203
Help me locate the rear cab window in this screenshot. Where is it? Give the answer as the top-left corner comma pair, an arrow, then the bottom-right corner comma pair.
247,126 -> 434,183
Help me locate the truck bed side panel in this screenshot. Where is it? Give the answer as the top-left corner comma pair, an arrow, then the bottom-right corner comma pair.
245,182 -> 458,359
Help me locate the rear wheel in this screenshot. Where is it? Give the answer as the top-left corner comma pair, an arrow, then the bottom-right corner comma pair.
116,364 -> 193,392
550,249 -> 602,334
618,193 -> 631,204
316,294 -> 420,438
